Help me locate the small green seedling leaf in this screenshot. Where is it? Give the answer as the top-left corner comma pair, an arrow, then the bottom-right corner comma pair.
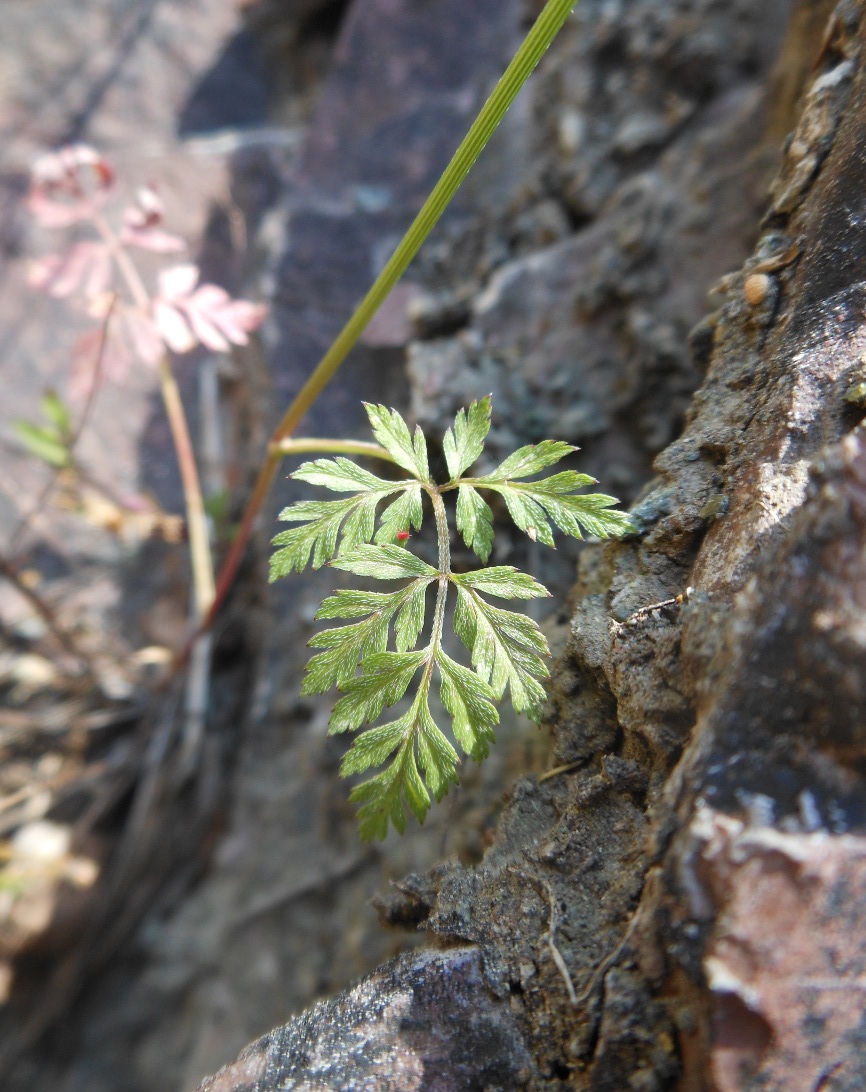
331,543 -> 437,580
13,421 -> 71,468
456,484 -> 494,562
474,451 -> 636,545
453,584 -> 550,722
363,403 -> 430,481
270,397 -> 632,839
443,395 -> 491,481
41,389 -> 72,437
14,389 -> 76,468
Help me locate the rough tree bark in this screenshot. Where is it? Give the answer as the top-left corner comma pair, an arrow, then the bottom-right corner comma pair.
199,1 -> 866,1088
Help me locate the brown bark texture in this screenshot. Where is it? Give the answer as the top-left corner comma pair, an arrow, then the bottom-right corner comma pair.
199,0 -> 866,1089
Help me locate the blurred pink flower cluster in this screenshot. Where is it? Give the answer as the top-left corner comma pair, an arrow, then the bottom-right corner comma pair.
27,145 -> 267,399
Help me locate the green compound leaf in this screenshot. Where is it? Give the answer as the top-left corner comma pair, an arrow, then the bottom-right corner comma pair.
453,584 -> 550,722
474,460 -> 636,546
363,403 -> 430,481
330,650 -> 428,733
345,688 -> 459,840
443,395 -> 491,481
453,566 -> 550,600
331,543 -> 437,580
437,651 -> 498,761
456,484 -> 494,562
305,579 -> 434,694
268,397 -> 634,839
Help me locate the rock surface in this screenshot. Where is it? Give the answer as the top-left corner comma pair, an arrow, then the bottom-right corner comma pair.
7,0 -> 863,1089
199,0 -> 866,1089
198,947 -> 540,1091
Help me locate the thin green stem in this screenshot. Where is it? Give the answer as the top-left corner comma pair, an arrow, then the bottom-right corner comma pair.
428,487 -> 451,579
270,438 -> 396,463
202,0 -> 578,643
267,0 -> 577,452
